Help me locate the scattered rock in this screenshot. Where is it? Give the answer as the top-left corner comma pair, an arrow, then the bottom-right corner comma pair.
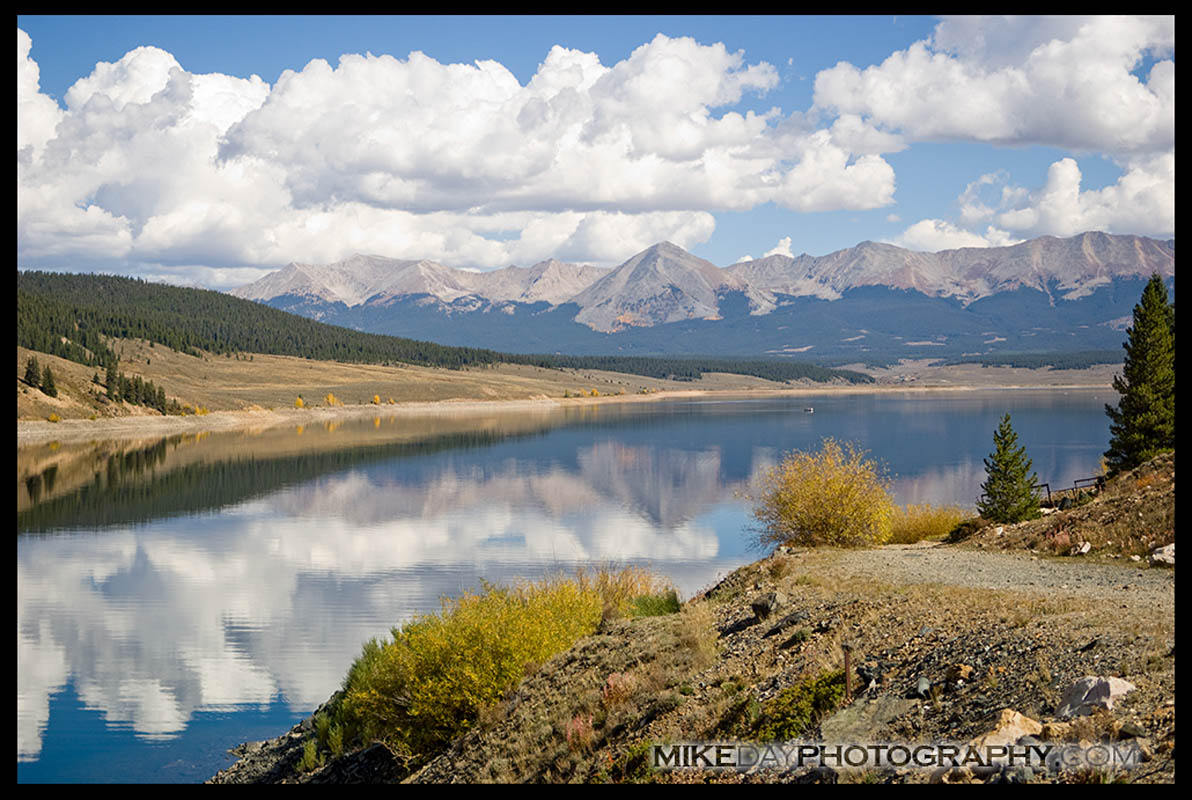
908,675 -> 932,700
791,765 -> 838,784
1056,676 -> 1137,719
750,591 -> 787,619
989,764 -> 1035,784
968,709 -> 1043,750
1111,720 -> 1148,740
306,743 -> 410,784
1148,544 -> 1175,567
820,695 -> 916,742
1039,720 -> 1074,742
930,765 -> 974,784
856,660 -> 885,689
945,664 -> 974,684
763,610 -> 809,638
813,617 -> 838,634
1074,541 -> 1092,556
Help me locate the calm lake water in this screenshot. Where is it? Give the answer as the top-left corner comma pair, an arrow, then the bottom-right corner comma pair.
17,389 -> 1113,783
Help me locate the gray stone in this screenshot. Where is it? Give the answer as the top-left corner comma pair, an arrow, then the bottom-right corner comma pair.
1056,676 -> 1137,719
856,660 -> 885,689
820,695 -> 916,742
1149,543 -> 1174,567
750,591 -> 787,619
908,675 -> 932,699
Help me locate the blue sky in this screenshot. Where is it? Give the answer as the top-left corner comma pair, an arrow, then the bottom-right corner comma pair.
17,15 -> 1174,287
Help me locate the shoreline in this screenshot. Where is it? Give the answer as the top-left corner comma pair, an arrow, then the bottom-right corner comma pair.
17,381 -> 1113,448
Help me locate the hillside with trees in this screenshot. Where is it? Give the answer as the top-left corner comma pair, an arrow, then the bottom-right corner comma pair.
17,271 -> 872,387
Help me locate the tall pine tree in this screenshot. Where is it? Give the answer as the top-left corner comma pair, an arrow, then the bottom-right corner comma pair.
40,365 -> 58,398
24,356 -> 41,388
1104,274 -> 1175,476
978,413 -> 1040,523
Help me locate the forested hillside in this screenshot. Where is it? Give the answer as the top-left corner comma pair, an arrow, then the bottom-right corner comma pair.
17,271 -> 872,385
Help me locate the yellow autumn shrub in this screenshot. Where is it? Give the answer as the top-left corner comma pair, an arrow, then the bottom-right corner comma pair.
749,438 -> 895,548
337,568 -> 669,759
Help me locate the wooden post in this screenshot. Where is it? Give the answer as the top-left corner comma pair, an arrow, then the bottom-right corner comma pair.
842,641 -> 853,703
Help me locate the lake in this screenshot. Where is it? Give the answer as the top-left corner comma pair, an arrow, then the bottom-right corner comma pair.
17,389 -> 1113,782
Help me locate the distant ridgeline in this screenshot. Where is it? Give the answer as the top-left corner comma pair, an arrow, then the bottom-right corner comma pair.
16,271 -> 872,385
941,350 -> 1125,370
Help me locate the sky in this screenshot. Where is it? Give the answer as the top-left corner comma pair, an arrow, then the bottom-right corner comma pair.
17,15 -> 1175,288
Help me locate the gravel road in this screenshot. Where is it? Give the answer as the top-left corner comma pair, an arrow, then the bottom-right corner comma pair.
826,543 -> 1175,616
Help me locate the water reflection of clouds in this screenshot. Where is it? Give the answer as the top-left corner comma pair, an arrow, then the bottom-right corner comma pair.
16,445 -> 732,759
18,395 -> 1110,761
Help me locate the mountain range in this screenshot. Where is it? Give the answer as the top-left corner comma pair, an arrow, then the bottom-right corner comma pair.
231,232 -> 1175,362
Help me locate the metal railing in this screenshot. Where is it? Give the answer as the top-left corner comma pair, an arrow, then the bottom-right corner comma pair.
979,476 -> 1103,508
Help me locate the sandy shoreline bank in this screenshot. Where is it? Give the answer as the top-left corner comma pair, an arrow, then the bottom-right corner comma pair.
17,381 -> 1112,447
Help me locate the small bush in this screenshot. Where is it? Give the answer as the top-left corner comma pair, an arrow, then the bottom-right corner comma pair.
315,712 -> 331,748
298,739 -> 322,772
328,723 -> 344,758
628,589 -> 681,618
748,438 -> 895,549
601,672 -> 636,710
575,565 -> 672,623
565,713 -> 596,752
47,413 -> 61,423
294,396 -> 305,408
338,569 -> 659,760
945,517 -> 986,543
888,503 -> 969,544
752,670 -> 845,741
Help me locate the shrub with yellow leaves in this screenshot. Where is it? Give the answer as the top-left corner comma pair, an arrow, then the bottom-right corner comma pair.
748,438 -> 894,549
337,567 -> 669,760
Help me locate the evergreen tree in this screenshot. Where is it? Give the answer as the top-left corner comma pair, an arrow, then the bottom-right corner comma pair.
1104,274 -> 1175,475
24,356 -> 41,388
41,365 -> 58,398
977,413 -> 1040,523
106,360 -> 120,400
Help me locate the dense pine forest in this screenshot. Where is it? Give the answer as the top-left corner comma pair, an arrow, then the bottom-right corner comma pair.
17,271 -> 872,385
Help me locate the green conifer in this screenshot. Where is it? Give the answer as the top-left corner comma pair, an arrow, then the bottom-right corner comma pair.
24,356 -> 41,388
1104,274 -> 1175,476
977,413 -> 1040,523
41,365 -> 58,398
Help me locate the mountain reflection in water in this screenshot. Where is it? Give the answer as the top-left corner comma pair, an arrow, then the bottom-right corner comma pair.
17,392 -> 1111,780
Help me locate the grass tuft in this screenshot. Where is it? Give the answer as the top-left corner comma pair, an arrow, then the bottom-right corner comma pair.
627,589 -> 681,618
888,503 -> 970,544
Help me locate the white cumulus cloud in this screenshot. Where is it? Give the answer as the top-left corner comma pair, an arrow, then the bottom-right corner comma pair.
995,154 -> 1175,239
891,219 -> 1021,252
762,236 -> 794,258
17,28 -> 903,282
813,15 -> 1175,155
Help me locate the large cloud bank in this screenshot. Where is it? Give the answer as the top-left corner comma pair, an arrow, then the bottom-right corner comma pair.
16,17 -> 1175,283
848,16 -> 1175,251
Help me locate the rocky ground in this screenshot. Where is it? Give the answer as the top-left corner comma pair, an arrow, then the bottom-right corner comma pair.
210,455 -> 1176,785
957,452 -> 1175,563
